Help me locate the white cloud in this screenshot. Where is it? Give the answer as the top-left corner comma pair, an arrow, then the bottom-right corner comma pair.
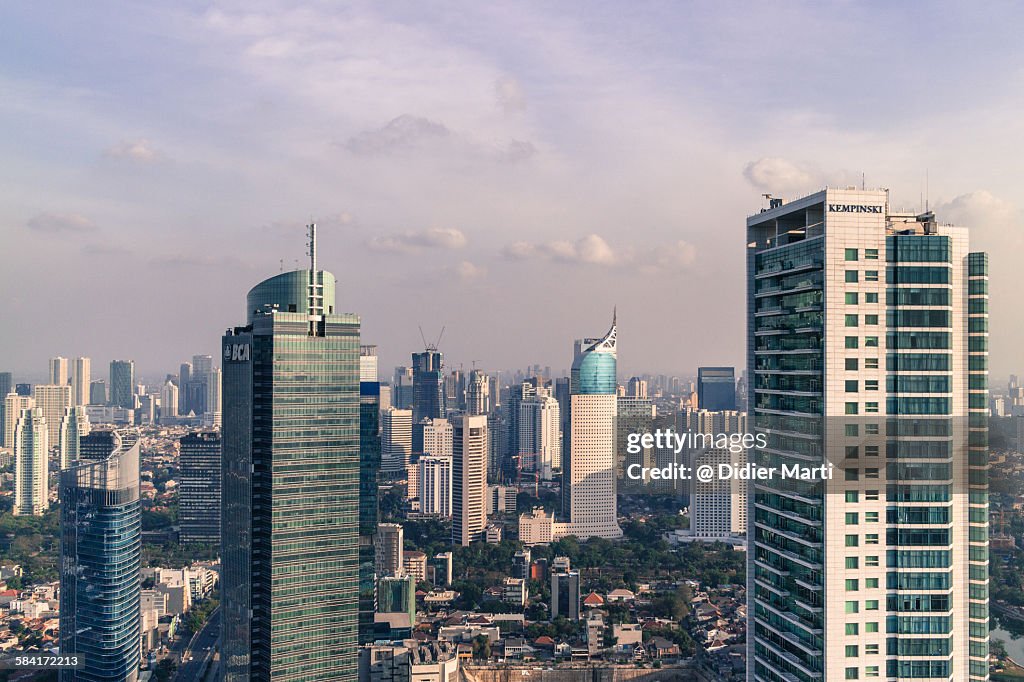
452,260 -> 486,280
345,115 -> 452,156
743,157 -> 816,193
495,76 -> 526,112
26,212 -> 97,234
936,190 -> 1015,229
368,227 -> 467,253
504,234 -> 697,271
105,139 -> 163,162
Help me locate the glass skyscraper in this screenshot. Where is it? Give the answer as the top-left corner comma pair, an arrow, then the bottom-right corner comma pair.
108,360 -> 135,410
222,227 -> 362,681
59,429 -> 141,682
697,366 -> 737,411
746,189 -> 988,681
359,364 -> 381,644
179,431 -> 221,545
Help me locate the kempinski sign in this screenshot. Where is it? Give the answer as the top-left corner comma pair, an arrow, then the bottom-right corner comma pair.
828,204 -> 884,213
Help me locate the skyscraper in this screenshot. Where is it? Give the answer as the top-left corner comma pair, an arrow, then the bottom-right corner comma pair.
59,429 -> 141,682
358,351 -> 381,645
518,388 -> 562,480
49,356 -> 69,386
466,368 -> 490,416
179,432 -> 221,545
412,348 -> 445,424
375,523 -> 404,577
205,367 -> 222,427
33,383 -> 72,448
381,407 -> 413,474
557,314 -> 622,540
360,345 -> 379,382
422,417 -> 453,458
160,380 -> 179,420
418,455 -> 453,517
88,379 -> 107,406
4,393 -> 34,450
59,405 -> 91,470
551,570 -> 581,621
746,189 -> 989,681
221,225 -> 361,681
70,357 -> 91,407
452,414 -> 488,546
13,407 -> 48,516
0,372 -> 12,445
697,366 -> 736,411
109,360 -> 135,410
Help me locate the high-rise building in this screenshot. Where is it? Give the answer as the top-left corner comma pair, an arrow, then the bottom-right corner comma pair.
358,362 -> 381,645
689,446 -> 747,536
59,429 -> 141,682
466,369 -> 490,416
179,432 -> 221,545
411,349 -> 445,424
554,377 -> 571,471
161,381 -> 179,420
392,366 -> 414,410
518,388 -> 562,480
418,455 -> 452,517
221,225 -> 361,681
375,523 -> 404,578
616,397 -> 656,492
557,314 -> 622,540
205,367 -> 222,427
58,405 -> 91,470
109,360 -> 135,410
746,189 -> 989,681
33,384 -> 72,448
551,570 -> 581,621
505,381 -> 538,476
4,393 -> 34,450
452,414 -> 488,546
445,369 -> 465,413
178,362 -> 192,413
360,345 -> 379,382
15,383 -> 32,397
70,357 -> 91,407
0,372 -> 12,445
697,367 -> 736,411
427,552 -> 453,587
89,379 -> 107,406
192,354 -> 213,376
381,407 -> 413,474
13,407 -> 48,516
626,377 -> 648,399
422,417 -> 453,458
49,356 -> 69,386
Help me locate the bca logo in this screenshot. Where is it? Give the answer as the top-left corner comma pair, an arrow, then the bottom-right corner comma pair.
225,344 -> 251,362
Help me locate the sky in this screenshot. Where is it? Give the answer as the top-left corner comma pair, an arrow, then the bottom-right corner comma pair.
2,1 -> 1022,382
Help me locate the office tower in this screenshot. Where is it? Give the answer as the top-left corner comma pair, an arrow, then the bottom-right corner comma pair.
381,407 -> 413,474
359,363 -> 381,645
697,366 -> 736,411
746,189 -> 988,681
419,455 -> 453,517
378,384 -> 392,412
445,369 -> 465,412
505,381 -> 538,475
626,376 -> 648,399
551,570 -> 581,621
554,377 -> 571,468
4,393 -> 34,449
617,397 -> 656,491
412,348 -> 445,423
221,225 -> 361,681
49,356 -> 69,386
360,345 -> 379,382
58,406 -> 91,469
375,523 -> 404,577
558,313 -> 622,539
392,366 -> 414,410
109,360 -> 135,409
33,384 -> 72,447
428,552 -> 453,587
178,362 -> 192,413
452,414 -> 488,546
13,407 -> 48,516
15,383 -> 31,396
689,447 -> 747,536
0,372 -> 11,445
89,379 -> 106,406
179,432 -> 221,545
160,380 -> 178,420
376,574 -> 416,627
422,417 -> 453,457
518,388 -> 562,480
70,357 -> 90,406
512,548 -> 531,579
192,353 -> 213,375
59,430 -> 141,682
205,367 -> 222,427
466,369 -> 490,415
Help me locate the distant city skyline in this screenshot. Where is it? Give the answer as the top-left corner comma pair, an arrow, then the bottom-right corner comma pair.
2,3 -> 1022,379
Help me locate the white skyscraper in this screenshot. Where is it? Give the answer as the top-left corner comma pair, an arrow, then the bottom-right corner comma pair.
360,345 -> 379,382
374,523 -> 404,578
205,367 -> 222,427
59,405 -> 91,469
422,418 -> 453,458
518,388 -> 562,480
70,357 -> 91,406
746,188 -> 988,681
49,356 -> 69,386
32,384 -> 72,449
4,393 -> 34,450
418,455 -> 452,517
13,407 -> 48,515
689,447 -> 746,536
452,414 -> 488,546
381,407 -> 413,474
466,369 -> 490,416
555,314 -> 622,540
161,381 -> 179,420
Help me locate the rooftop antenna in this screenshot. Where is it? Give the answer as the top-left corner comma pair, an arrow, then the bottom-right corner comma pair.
925,169 -> 929,213
613,306 -> 617,327
307,222 -> 320,336
279,259 -> 284,272
861,172 -> 865,191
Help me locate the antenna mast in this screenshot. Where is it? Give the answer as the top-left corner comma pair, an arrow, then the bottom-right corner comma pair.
307,222 -> 320,336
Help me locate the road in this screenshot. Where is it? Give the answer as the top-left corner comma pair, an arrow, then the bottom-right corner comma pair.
175,608 -> 220,681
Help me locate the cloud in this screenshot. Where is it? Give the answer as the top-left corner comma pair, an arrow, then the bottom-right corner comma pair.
345,115 -> 452,156
936,190 -> 1016,229
451,260 -> 486,280
502,233 -> 618,265
81,242 -> 132,256
743,157 -> 817,193
105,139 -> 163,162
26,212 -> 98,234
368,227 -> 468,253
498,139 -> 537,163
495,76 -> 526,112
653,240 -> 698,269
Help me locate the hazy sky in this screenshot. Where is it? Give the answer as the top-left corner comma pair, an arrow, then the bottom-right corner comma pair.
2,1 -> 1022,382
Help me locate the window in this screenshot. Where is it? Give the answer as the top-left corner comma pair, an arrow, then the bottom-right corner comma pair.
865,556 -> 879,567
866,644 -> 879,655
846,314 -> 859,327
865,621 -> 879,633
846,645 -> 859,657
846,380 -> 859,392
846,557 -> 859,569
846,469 -> 860,481
846,270 -> 859,283
846,292 -> 859,304
846,358 -> 859,370
864,357 -> 879,369
865,314 -> 878,325
845,424 -> 859,437
846,579 -> 859,591
865,445 -> 879,457
865,248 -> 879,259
846,445 -> 860,459
865,424 -> 879,435
846,403 -> 859,415
865,270 -> 879,281
865,533 -> 879,545
846,491 -> 859,502
865,468 -> 879,479
846,668 -> 859,680
846,623 -> 859,635
865,292 -> 879,302
865,666 -> 880,678
865,336 -> 879,347
865,489 -> 879,500
865,402 -> 879,413
865,380 -> 879,391
865,599 -> 879,610
865,511 -> 879,523
866,578 -> 879,588
846,534 -> 859,547
845,248 -> 859,261
846,512 -> 859,525
845,601 -> 859,614
846,336 -> 859,349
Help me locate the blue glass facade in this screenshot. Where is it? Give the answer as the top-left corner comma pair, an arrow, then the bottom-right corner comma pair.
571,347 -> 616,395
